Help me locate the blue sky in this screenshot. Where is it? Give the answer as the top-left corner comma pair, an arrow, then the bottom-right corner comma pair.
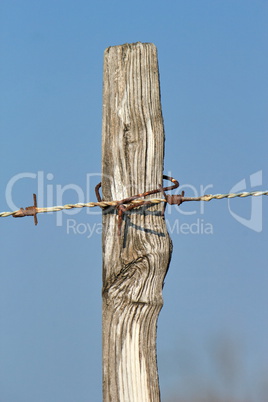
0,1 -> 267,401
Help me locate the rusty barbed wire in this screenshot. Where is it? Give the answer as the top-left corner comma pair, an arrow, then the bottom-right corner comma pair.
0,190 -> 267,219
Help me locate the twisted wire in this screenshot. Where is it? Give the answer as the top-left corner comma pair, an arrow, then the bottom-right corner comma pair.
0,190 -> 267,219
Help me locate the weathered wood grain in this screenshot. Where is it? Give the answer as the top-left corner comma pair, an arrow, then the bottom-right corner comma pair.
102,42 -> 172,402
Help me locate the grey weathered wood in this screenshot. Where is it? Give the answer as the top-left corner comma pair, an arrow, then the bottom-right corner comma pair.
101,42 -> 172,402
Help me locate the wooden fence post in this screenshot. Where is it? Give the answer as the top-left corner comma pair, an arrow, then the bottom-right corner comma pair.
101,42 -> 172,402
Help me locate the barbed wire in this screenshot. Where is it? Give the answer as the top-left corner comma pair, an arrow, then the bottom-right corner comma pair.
0,189 -> 267,219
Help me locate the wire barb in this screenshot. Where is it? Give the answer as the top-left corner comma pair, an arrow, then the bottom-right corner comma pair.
12,194 -> 38,225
